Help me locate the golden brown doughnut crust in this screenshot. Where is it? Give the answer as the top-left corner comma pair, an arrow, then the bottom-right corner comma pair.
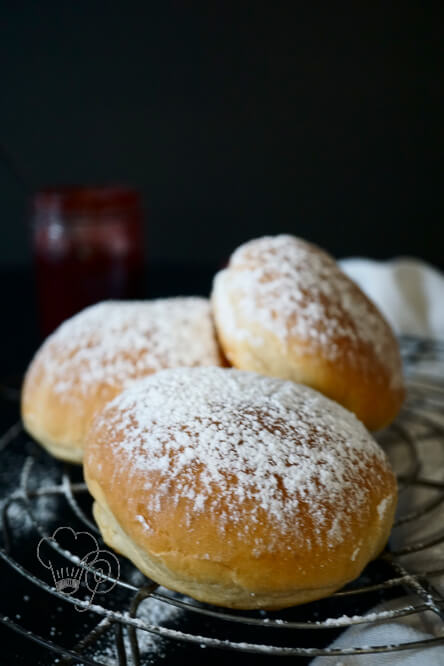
211,235 -> 405,430
21,298 -> 226,463
84,367 -> 397,610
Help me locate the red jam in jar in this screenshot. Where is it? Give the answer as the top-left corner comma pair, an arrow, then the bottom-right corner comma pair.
32,186 -> 145,336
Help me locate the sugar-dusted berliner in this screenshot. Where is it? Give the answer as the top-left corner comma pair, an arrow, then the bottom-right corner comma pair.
22,298 -> 226,463
211,235 -> 404,430
84,366 -> 397,610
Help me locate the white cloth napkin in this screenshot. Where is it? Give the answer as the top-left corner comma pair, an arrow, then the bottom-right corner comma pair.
340,257 -> 444,338
311,257 -> 444,665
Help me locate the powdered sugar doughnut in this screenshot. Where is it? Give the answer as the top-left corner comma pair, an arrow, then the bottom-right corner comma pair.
212,235 -> 404,430
22,298 -> 225,463
84,366 -> 397,610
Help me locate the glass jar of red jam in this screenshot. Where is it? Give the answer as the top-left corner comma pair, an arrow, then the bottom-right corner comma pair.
32,186 -> 145,336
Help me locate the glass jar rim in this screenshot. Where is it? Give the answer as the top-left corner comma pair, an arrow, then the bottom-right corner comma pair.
33,185 -> 142,217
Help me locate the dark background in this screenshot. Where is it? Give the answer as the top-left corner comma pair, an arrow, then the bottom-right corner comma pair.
1,1 -> 443,270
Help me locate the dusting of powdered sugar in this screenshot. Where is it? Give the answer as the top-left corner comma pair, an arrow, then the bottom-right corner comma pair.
86,590 -> 182,663
92,367 -> 393,553
377,497 -> 390,521
33,298 -> 222,401
213,235 -> 403,388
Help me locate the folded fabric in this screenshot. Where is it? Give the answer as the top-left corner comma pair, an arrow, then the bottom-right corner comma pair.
340,258 -> 444,338
311,598 -> 443,665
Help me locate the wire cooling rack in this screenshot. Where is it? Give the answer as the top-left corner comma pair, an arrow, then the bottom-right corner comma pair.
0,336 -> 444,664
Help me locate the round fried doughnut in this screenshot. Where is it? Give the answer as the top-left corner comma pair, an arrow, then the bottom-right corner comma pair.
84,366 -> 397,610
211,235 -> 404,430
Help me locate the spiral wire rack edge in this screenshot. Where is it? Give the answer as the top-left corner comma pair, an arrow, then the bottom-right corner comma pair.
0,335 -> 444,663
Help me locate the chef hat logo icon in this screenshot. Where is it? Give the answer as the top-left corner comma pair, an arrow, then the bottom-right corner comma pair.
37,526 -> 120,611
